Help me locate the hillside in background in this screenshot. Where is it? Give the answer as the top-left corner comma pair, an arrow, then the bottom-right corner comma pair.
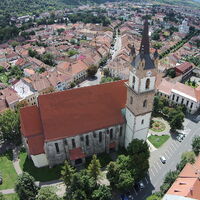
0,0 -> 199,21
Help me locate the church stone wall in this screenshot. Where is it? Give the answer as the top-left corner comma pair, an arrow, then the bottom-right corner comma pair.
44,123 -> 125,167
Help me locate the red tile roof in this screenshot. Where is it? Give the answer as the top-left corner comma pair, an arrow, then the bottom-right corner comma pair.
166,156 -> 200,200
27,135 -> 45,155
20,106 -> 43,137
175,62 -> 193,74
39,80 -> 126,141
69,147 -> 85,160
20,80 -> 127,155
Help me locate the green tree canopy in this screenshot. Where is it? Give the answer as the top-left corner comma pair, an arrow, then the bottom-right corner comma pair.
0,109 -> 20,144
181,151 -> 196,164
15,172 -> 39,200
87,65 -> 98,77
92,185 -> 112,200
192,136 -> 200,155
87,154 -> 101,181
61,161 -> 76,188
36,187 -> 60,200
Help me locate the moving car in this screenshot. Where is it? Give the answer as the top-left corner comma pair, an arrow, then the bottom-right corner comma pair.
160,156 -> 166,164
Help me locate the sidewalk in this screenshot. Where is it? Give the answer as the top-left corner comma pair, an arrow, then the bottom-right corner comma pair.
0,189 -> 15,195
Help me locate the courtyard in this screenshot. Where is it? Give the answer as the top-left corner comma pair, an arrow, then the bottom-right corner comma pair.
148,117 -> 170,149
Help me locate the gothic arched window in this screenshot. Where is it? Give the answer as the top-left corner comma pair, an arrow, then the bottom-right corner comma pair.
130,96 -> 133,105
145,78 -> 150,89
110,129 -> 113,140
143,100 -> 147,107
132,76 -> 135,89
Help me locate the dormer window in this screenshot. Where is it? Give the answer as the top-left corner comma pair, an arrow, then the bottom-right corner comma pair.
145,78 -> 150,89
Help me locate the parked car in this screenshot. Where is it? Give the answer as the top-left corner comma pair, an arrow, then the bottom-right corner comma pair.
120,194 -> 129,200
0,175 -> 2,185
160,156 -> 166,164
126,191 -> 134,200
176,135 -> 182,142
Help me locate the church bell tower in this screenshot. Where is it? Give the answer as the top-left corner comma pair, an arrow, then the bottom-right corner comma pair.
125,19 -> 157,148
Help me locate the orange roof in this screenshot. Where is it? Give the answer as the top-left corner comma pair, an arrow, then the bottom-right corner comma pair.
172,82 -> 197,101
167,156 -> 200,200
38,80 -> 126,141
157,79 -> 174,95
69,147 -> 85,160
27,135 -> 45,155
20,106 -> 43,137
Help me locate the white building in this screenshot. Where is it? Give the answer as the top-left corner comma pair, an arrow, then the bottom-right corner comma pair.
157,79 -> 200,114
179,20 -> 189,34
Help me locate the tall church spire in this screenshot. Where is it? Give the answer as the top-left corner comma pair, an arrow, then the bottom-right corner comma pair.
139,18 -> 150,55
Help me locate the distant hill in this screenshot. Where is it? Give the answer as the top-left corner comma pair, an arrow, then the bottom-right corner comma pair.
0,0 -> 199,19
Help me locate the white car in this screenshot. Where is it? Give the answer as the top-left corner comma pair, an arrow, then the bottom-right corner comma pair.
160,156 -> 166,164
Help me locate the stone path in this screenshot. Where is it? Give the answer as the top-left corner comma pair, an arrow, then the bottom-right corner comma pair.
0,189 -> 15,195
12,147 -> 22,175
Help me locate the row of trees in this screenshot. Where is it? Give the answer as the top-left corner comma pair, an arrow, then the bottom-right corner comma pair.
159,29 -> 200,59
153,96 -> 185,131
67,12 -> 110,26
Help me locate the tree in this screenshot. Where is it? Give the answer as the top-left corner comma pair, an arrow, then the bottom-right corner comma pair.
192,136 -> 200,155
61,161 -> 75,188
87,154 -> 101,181
87,65 -> 98,77
11,41 -> 19,51
181,151 -> 195,164
15,172 -> 38,200
0,193 -> 5,200
0,109 -> 20,144
147,194 -> 161,200
15,100 -> 28,111
163,171 -> 179,185
115,169 -> 134,191
192,80 -> 196,87
36,187 -> 60,200
127,139 -> 150,181
169,112 -> 184,131
103,68 -> 110,77
106,161 -> 117,187
92,185 -> 112,200
166,68 -> 176,78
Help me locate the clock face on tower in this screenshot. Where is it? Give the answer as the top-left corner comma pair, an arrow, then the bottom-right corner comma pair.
146,71 -> 152,77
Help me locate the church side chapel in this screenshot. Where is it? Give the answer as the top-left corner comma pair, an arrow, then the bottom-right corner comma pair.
20,19 -> 158,168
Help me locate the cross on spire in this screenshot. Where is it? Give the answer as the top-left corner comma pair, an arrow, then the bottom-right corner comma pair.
139,18 -> 150,55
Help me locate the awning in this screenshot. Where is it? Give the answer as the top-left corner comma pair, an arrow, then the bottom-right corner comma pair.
69,147 -> 85,160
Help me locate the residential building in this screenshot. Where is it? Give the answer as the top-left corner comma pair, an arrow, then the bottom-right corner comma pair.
157,79 -> 200,114
163,156 -> 200,200
179,20 -> 190,34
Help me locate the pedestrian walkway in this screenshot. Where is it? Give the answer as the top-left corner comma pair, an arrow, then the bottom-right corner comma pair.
0,189 -> 15,195
12,147 -> 22,175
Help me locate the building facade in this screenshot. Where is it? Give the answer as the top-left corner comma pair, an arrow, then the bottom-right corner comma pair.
20,19 -> 157,168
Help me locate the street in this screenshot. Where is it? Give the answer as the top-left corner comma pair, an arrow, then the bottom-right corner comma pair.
131,116 -> 200,200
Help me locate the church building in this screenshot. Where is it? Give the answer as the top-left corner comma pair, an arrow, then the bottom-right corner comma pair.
20,19 -> 158,168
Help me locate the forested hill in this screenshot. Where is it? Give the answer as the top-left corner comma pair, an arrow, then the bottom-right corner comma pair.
0,0 -> 199,21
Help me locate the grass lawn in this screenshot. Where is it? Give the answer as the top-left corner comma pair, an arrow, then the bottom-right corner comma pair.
0,73 -> 8,83
0,152 -> 18,190
148,135 -> 170,148
3,193 -> 19,200
19,152 -> 63,182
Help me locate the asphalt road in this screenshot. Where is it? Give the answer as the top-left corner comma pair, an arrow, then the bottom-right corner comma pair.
131,116 -> 200,200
